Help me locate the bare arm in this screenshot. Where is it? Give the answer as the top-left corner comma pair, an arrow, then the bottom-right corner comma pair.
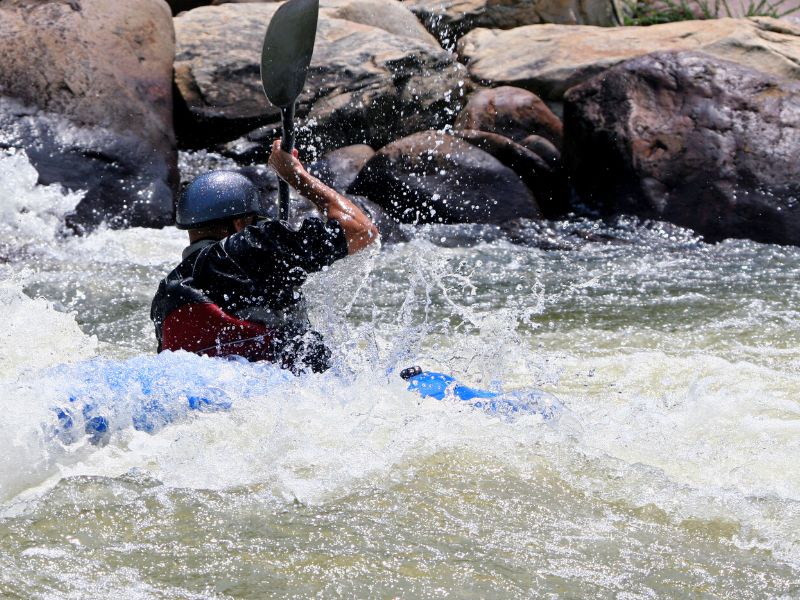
268,140 -> 379,254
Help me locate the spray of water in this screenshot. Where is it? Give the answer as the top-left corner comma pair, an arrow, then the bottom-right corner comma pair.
1,151 -> 799,595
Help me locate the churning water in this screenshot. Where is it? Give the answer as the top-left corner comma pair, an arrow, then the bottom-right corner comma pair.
1,149 -> 799,598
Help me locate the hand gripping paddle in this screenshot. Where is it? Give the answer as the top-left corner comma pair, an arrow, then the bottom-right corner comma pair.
260,0 -> 320,221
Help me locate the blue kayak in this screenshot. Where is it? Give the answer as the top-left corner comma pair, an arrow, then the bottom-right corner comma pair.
52,359 -> 561,444
400,366 -> 562,420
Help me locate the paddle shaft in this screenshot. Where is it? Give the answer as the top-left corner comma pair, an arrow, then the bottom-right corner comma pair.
278,103 -> 296,221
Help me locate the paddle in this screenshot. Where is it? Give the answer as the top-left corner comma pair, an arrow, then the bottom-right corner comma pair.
260,0 -> 320,222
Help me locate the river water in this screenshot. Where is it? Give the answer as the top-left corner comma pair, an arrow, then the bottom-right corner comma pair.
1,148 -> 798,598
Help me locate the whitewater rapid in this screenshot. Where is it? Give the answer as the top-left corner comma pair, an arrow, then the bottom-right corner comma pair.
1,149 -> 798,597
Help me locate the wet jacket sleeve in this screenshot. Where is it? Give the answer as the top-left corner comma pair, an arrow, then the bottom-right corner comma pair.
225,217 -> 349,277
186,217 -> 347,310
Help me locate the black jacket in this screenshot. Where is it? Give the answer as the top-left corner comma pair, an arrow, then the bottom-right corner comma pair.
151,218 -> 348,369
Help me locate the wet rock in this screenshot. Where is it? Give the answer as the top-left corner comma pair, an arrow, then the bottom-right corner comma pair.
451,129 -> 568,217
347,131 -> 540,224
520,135 -> 560,166
0,0 -> 177,230
352,195 -> 410,244
458,17 -> 800,101
454,86 -> 563,147
308,144 -> 376,193
405,0 -> 621,48
563,51 -> 800,246
174,2 -> 464,150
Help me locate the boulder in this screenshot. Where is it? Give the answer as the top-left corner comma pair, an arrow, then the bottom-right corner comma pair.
458,17 -> 800,101
563,51 -> 800,246
404,0 -> 621,48
450,129 -> 568,217
352,195 -> 410,243
347,131 -> 540,224
0,0 -> 177,230
520,135 -> 560,166
308,144 -> 375,193
454,86 -> 563,147
174,1 -> 464,150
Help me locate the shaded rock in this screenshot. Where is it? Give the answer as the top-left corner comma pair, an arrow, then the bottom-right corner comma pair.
174,2 -> 465,150
451,129 -> 568,217
0,0 -> 177,230
348,131 -> 540,224
458,17 -> 800,101
455,86 -> 563,147
308,144 -> 375,193
520,135 -> 560,166
167,0 -> 284,16
167,0 -> 214,14
563,51 -> 800,246
405,0 -> 621,48
352,195 -> 410,244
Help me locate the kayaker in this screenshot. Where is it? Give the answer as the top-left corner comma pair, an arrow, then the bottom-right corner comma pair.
150,139 -> 379,373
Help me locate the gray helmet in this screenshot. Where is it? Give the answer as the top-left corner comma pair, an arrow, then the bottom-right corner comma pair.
176,171 -> 261,229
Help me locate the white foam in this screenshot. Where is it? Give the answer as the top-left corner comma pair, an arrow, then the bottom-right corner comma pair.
0,277 -> 97,379
0,148 -> 83,245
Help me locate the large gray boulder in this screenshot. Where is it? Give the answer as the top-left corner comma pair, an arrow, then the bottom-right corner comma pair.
458,17 -> 800,101
0,0 -> 177,231
174,1 -> 464,151
404,0 -> 621,48
563,51 -> 800,246
348,131 -> 541,224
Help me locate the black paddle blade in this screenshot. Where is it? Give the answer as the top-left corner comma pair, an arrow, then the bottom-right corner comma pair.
260,0 -> 319,108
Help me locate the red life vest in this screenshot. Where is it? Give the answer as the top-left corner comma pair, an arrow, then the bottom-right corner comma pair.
161,302 -> 276,362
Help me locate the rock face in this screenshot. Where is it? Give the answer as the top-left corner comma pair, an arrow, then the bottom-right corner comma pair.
458,17 -> 800,101
563,51 -> 800,246
455,86 -> 563,147
0,0 -> 177,230
348,131 -> 540,224
405,0 -> 620,47
174,1 -> 465,150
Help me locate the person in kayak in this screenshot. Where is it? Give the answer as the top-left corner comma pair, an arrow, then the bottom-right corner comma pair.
151,139 -> 379,373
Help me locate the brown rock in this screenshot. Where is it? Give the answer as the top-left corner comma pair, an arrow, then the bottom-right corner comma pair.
0,0 -> 177,230
455,86 -> 563,147
348,131 -> 540,224
520,135 -> 560,166
452,129 -> 568,217
563,51 -> 800,246
308,144 -> 375,193
458,17 -> 800,100
405,0 -> 621,47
